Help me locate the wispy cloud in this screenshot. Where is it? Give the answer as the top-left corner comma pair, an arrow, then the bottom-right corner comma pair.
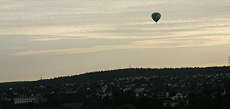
11,17 -> 230,56
14,33 -> 230,56
30,36 -> 83,41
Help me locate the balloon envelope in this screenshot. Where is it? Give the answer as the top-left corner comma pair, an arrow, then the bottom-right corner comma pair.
152,12 -> 161,23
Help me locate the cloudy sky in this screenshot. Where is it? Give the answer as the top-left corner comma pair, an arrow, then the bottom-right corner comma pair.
0,0 -> 230,82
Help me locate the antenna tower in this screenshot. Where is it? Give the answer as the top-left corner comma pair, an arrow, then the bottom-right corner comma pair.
228,56 -> 230,66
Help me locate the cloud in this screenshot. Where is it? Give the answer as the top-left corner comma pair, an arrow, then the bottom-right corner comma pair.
10,16 -> 230,56
30,35 -> 83,41
14,32 -> 230,56
1,0 -> 230,43
2,0 -> 230,56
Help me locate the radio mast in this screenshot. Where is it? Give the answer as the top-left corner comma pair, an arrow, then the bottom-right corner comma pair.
228,56 -> 230,66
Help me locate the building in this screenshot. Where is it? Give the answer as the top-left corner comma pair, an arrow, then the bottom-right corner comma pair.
13,97 -> 39,104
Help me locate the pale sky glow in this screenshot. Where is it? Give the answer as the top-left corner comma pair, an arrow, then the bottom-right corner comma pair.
0,0 -> 230,82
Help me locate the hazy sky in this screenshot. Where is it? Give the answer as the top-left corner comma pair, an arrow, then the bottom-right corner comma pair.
1,0 -> 230,82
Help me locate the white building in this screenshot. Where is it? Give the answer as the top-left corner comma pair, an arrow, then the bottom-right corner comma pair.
13,97 -> 39,104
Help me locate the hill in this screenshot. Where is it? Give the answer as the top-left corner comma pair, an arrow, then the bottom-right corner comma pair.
1,66 -> 230,109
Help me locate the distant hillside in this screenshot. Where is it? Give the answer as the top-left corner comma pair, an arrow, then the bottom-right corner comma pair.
1,66 -> 230,88
1,66 -> 230,109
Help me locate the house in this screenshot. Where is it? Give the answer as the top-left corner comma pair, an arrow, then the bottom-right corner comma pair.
13,97 -> 39,104
134,88 -> 145,97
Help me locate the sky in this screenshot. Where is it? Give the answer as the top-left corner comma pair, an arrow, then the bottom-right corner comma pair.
0,0 -> 230,82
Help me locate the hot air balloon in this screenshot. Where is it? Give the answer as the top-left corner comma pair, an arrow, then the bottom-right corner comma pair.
152,12 -> 161,23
